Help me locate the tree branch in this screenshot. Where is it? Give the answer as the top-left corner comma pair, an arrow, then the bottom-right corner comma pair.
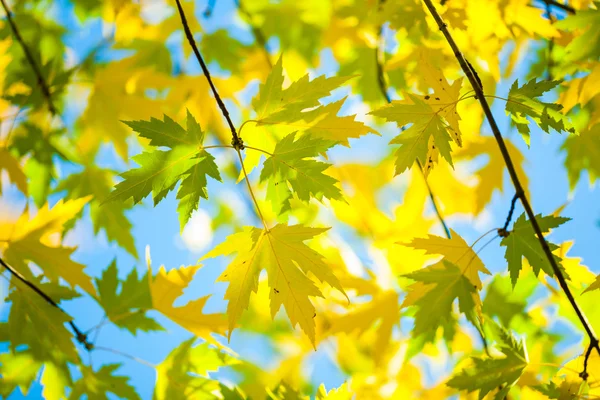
0,256 -> 93,350
0,0 -> 57,115
539,0 -> 576,14
174,0 -> 244,150
375,2 -> 452,240
421,0 -> 599,361
498,193 -> 519,238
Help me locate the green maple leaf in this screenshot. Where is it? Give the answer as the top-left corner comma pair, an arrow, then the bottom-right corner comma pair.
482,275 -> 536,327
500,213 -> 570,286
402,260 -> 480,338
154,337 -> 238,400
11,123 -> 69,207
105,111 -> 221,229
555,4 -> 600,63
6,277 -> 79,370
370,93 -> 455,175
94,260 -> 162,335
200,29 -> 250,74
176,152 -> 221,230
447,321 -> 528,400
259,132 -> 343,215
55,166 -> 137,257
562,123 -> 600,188
0,351 -> 41,398
506,79 -> 576,145
69,364 -> 140,400
251,56 -> 369,138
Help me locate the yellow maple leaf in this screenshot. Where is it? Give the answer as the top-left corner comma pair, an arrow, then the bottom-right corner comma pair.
78,58 -> 170,159
203,224 -> 347,346
0,198 -> 96,296
0,149 -> 27,195
325,290 -> 399,365
148,263 -> 227,343
404,229 -> 491,290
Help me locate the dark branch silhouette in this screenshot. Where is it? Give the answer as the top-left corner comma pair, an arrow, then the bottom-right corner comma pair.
0,256 -> 93,350
174,0 -> 244,149
0,0 -> 57,115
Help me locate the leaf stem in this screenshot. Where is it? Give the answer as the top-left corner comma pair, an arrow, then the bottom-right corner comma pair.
244,145 -> 273,156
0,256 -> 93,350
236,150 -> 269,231
422,0 -> 599,360
0,0 -> 56,115
175,0 -> 244,149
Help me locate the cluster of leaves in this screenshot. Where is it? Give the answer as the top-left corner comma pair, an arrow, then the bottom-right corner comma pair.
1,0 -> 600,399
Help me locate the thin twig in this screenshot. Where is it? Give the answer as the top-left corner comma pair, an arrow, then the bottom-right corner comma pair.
0,256 -> 93,350
0,0 -> 56,115
580,342 -> 594,381
94,346 -> 156,368
234,0 -> 273,68
539,0 -> 576,14
375,0 -> 452,239
498,193 -> 519,238
421,0 -> 599,364
174,0 -> 244,149
236,149 -> 269,230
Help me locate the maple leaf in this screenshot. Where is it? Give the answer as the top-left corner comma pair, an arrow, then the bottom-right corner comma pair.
316,383 -> 352,400
1,198 -> 96,296
11,123 -> 69,206
369,55 -> 463,176
77,57 -> 170,159
482,275 -> 536,327
4,279 -> 79,387
380,0 -> 427,33
447,321 -> 528,399
252,56 -> 348,123
326,291 -> 399,365
105,111 -> 221,229
562,123 -> 600,188
405,229 -> 491,290
505,79 -> 576,145
583,274 -> 600,294
245,55 -> 374,163
94,260 -> 162,335
203,224 -> 347,345
154,337 -> 239,400
282,98 -> 378,147
556,5 -> 600,63
402,260 -> 481,338
69,364 -> 140,400
148,263 -> 227,342
500,213 -> 570,286
0,351 -> 41,398
0,148 -> 27,195
259,132 -> 343,214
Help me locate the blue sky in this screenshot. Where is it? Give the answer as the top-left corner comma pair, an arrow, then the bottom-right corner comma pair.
1,0 -> 599,398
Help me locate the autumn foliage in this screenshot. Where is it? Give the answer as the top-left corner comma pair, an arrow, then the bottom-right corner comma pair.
1,0 -> 600,398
